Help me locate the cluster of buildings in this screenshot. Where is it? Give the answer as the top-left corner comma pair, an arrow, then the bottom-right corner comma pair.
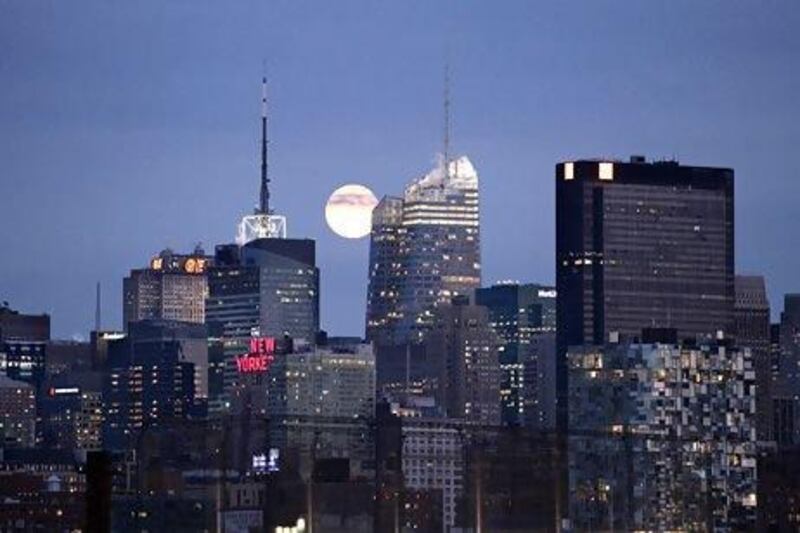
1,80 -> 800,532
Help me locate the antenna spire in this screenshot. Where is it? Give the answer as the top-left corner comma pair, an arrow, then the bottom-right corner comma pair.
95,281 -> 101,331
443,61 -> 451,183
258,77 -> 270,215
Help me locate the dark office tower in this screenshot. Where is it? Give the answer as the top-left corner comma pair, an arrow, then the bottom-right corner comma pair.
207,238 -> 319,342
122,247 -> 211,330
374,401 -> 403,532
556,156 -> 734,429
734,275 -> 771,440
0,304 -> 50,388
773,294 -> 800,447
425,296 -> 501,425
102,323 -> 196,451
365,196 -> 405,345
242,239 -> 319,340
206,238 -> 319,414
474,283 -> 556,427
366,157 -> 481,345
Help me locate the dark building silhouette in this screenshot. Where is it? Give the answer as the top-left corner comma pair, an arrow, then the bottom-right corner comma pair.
425,296 -> 501,425
0,305 -> 49,389
773,294 -> 800,447
207,239 -> 319,343
556,156 -> 734,429
102,322 -> 196,451
475,283 -> 555,427
374,401 -> 403,532
734,275 -> 771,440
86,451 -> 112,533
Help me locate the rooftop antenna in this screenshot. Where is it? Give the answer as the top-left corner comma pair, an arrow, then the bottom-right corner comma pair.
95,282 -> 101,331
258,75 -> 270,215
442,60 -> 451,186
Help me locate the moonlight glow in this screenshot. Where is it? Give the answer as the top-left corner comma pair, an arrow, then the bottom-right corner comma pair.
325,184 -> 379,239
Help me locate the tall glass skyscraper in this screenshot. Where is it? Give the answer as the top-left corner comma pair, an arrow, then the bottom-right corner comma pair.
366,156 -> 481,345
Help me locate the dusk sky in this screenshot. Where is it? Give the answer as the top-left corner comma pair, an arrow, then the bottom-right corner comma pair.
2,1 -> 799,339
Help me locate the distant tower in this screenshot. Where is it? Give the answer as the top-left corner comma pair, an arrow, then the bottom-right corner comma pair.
237,77 -> 287,244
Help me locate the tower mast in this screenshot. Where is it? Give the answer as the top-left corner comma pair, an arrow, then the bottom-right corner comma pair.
442,62 -> 451,183
95,282 -> 101,331
259,77 -> 270,214
236,75 -> 287,244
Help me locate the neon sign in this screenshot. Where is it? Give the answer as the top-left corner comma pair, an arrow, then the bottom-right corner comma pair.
236,337 -> 276,374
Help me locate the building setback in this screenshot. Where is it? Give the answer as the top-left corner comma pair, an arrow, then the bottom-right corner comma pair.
556,156 -> 735,429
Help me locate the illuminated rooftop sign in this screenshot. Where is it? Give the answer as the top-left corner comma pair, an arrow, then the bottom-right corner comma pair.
150,255 -> 208,274
236,337 -> 276,374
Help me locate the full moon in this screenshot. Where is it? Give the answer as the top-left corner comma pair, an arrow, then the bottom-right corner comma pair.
325,184 -> 379,239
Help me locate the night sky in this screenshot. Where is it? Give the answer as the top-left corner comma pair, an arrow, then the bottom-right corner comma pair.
1,1 -> 799,339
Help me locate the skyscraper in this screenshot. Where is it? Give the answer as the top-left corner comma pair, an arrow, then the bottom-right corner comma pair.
206,239 -> 319,340
556,156 -> 735,428
102,325 -> 196,451
366,156 -> 481,345
205,79 -> 320,416
475,282 -> 556,427
733,275 -> 771,440
122,247 -> 210,330
773,294 -> 800,446
424,296 -> 501,425
365,196 -> 404,345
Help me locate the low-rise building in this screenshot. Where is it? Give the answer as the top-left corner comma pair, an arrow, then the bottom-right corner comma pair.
568,331 -> 757,531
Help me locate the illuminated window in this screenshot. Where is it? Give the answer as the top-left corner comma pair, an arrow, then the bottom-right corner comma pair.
564,162 -> 574,181
599,162 -> 614,181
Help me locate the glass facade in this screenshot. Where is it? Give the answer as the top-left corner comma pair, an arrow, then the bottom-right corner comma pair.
366,156 -> 481,345
205,238 -> 320,416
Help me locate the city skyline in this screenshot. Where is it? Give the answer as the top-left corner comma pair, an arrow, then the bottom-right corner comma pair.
2,2 -> 800,339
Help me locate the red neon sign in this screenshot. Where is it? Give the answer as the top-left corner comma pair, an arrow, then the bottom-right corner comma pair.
236,337 -> 276,374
